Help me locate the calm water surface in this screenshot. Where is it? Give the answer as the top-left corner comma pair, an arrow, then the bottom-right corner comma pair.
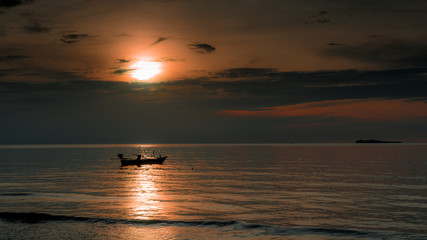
0,144 -> 426,239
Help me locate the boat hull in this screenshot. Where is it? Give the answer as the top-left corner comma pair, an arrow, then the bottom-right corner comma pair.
120,156 -> 167,167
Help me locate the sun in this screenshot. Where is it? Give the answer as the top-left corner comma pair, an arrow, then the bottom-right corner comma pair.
130,60 -> 162,80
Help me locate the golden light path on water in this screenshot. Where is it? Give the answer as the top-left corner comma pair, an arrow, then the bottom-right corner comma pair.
122,166 -> 214,239
127,167 -> 163,219
120,164 -> 190,239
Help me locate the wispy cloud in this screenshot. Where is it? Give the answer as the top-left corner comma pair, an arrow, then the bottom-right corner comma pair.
189,42 -> 216,54
60,33 -> 94,44
323,38 -> 427,68
154,57 -> 184,62
217,98 -> 427,121
23,21 -> 50,33
112,69 -> 132,75
150,37 -> 168,46
117,59 -> 131,63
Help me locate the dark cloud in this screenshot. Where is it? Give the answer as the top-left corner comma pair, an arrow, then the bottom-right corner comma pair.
213,68 -> 277,79
301,10 -> 332,24
189,42 -> 216,54
60,33 -> 93,44
23,21 -> 50,33
61,39 -> 77,44
113,59 -> 134,74
112,69 -> 132,75
0,55 -> 29,61
323,38 -> 427,68
303,19 -> 331,24
207,67 -> 427,108
62,33 -> 90,39
150,37 -> 168,46
141,67 -> 427,110
0,66 -> 90,82
0,0 -> 33,8
4,67 -> 427,111
316,19 -> 330,24
117,59 -> 131,63
2,67 -> 426,110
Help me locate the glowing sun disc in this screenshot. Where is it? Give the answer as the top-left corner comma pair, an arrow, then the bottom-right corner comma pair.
131,61 -> 162,80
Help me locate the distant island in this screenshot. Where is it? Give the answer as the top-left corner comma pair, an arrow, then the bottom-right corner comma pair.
355,139 -> 402,143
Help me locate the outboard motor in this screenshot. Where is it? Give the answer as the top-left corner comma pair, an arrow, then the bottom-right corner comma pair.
117,154 -> 124,159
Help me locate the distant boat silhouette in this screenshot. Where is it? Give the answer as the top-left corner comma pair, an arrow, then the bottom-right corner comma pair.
355,139 -> 402,143
118,153 -> 167,167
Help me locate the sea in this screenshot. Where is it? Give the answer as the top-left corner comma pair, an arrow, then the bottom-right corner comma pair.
0,144 -> 426,240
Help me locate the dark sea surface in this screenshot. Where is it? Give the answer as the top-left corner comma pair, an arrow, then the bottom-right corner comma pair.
0,144 -> 426,239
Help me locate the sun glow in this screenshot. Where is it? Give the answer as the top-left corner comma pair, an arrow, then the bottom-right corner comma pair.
131,60 -> 162,80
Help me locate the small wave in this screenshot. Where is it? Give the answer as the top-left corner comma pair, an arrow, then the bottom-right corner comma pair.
237,222 -> 427,239
1,193 -> 32,196
0,212 -> 92,223
0,212 -> 237,227
1,212 -> 426,239
306,227 -> 368,236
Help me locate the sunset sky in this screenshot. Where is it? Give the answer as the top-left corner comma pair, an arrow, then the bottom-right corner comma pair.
1,0 -> 427,143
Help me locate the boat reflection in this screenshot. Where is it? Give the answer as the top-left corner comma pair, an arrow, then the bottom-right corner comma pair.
125,166 -> 164,219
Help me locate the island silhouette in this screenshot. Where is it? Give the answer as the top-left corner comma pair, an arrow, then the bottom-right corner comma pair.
355,139 -> 402,143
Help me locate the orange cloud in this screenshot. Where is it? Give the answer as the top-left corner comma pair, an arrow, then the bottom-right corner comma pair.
217,98 -> 427,121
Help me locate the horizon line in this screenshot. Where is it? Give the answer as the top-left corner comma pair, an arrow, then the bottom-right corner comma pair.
1,142 -> 426,149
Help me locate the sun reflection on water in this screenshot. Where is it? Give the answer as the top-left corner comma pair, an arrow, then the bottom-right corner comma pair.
126,167 -> 163,219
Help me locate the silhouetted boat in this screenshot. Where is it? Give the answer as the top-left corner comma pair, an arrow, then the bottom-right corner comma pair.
118,153 -> 167,167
